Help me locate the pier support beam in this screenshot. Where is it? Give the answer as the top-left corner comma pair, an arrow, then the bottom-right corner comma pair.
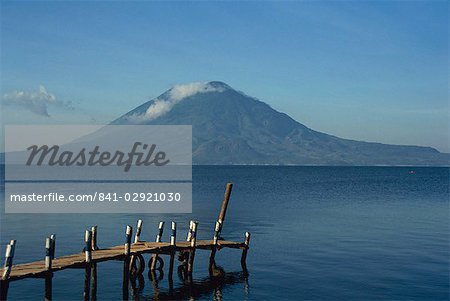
1,240 -> 16,301
83,265 -> 91,301
150,222 -> 164,271
91,226 -> 98,251
134,220 -> 143,244
44,274 -> 52,301
130,219 -> 143,274
83,230 -> 92,301
85,230 -> 92,264
50,235 -> 56,260
180,220 -> 194,269
208,183 -> 233,275
90,263 -> 97,301
44,237 -> 54,301
168,221 -> 176,291
45,237 -> 52,270
209,221 -> 221,276
122,225 -> 132,301
187,221 -> 198,279
241,232 -> 251,274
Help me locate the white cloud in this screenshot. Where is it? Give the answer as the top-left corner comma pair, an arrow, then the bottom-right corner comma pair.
127,82 -> 225,123
2,85 -> 73,116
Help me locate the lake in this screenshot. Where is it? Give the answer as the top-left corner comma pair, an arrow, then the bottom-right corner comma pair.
1,166 -> 449,300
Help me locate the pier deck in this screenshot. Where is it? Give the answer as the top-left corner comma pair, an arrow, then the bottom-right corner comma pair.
8,240 -> 246,281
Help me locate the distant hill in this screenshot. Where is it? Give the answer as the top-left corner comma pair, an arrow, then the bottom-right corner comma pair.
106,81 -> 448,166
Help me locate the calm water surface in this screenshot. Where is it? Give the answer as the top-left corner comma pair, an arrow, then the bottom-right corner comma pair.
1,166 -> 449,300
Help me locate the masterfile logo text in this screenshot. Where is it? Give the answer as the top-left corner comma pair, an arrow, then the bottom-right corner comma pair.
4,125 -> 192,213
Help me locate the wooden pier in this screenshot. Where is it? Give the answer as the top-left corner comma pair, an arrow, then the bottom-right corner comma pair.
0,183 -> 251,300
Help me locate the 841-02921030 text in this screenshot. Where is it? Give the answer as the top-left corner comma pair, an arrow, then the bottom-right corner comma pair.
97,192 -> 181,202
9,192 -> 182,202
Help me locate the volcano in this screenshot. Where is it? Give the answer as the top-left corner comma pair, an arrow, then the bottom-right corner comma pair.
112,81 -> 449,166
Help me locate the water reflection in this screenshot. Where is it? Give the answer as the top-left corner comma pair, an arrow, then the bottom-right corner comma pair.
126,266 -> 249,301
80,260 -> 248,301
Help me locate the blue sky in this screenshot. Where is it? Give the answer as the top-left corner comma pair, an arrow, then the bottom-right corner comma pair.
1,1 -> 449,151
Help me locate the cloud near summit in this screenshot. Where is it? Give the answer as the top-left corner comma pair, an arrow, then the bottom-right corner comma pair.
128,82 -> 225,123
2,85 -> 73,116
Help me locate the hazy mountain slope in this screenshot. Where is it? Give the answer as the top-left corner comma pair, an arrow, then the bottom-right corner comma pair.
112,81 -> 449,166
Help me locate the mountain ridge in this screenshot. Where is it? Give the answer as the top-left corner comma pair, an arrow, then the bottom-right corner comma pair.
112,81 -> 448,166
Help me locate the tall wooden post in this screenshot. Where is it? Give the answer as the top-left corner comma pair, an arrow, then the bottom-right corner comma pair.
208,183 -> 233,273
217,183 -> 233,232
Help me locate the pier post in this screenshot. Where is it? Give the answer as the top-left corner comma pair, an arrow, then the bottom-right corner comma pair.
134,220 -> 143,244
130,220 -> 143,274
50,235 -> 56,260
124,225 -> 132,256
186,220 -> 194,241
168,221 -> 176,290
91,226 -> 98,250
43,274 -> 52,301
45,237 -> 52,270
170,222 -> 177,246
150,222 -> 164,271
83,230 -> 92,301
44,237 -> 53,301
217,183 -> 233,232
85,230 -> 92,263
180,220 -> 194,269
241,232 -> 251,273
2,240 -> 16,280
44,274 -> 52,301
156,221 -> 164,243
207,182 -> 233,270
209,221 -> 221,274
187,221 -> 198,277
90,263 -> 97,301
1,240 -> 16,301
122,225 -> 132,301
83,264 -> 91,301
